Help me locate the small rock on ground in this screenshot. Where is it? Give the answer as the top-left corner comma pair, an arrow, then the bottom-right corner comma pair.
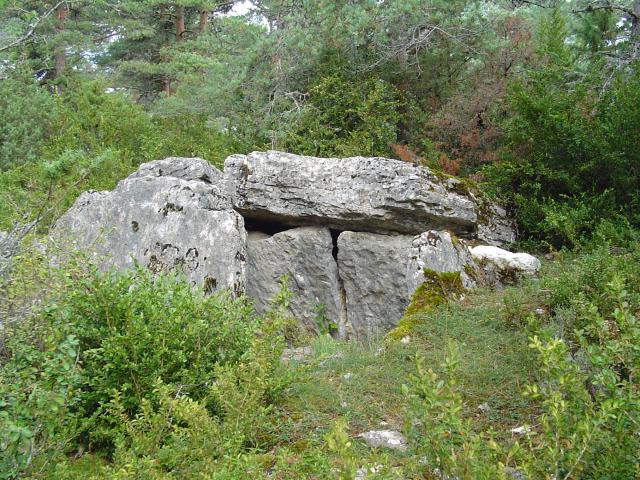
358,430 -> 408,452
280,346 -> 312,364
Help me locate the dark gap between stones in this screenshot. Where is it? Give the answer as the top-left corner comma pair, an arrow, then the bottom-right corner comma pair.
329,228 -> 349,339
243,217 -> 295,235
330,229 -> 340,261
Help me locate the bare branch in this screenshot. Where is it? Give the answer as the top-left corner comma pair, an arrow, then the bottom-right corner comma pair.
361,23 -> 483,72
573,1 -> 638,19
0,1 -> 67,53
516,0 -> 555,8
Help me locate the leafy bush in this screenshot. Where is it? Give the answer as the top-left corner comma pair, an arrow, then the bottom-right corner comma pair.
1,264 -> 290,477
403,342 -> 509,480
542,239 -> 640,324
403,242 -> 640,479
0,74 -> 57,171
282,71 -> 400,157
485,9 -> 640,247
0,81 -> 245,230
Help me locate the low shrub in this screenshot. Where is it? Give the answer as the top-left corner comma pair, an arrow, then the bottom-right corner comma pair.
1,264 -> 290,478
403,243 -> 640,479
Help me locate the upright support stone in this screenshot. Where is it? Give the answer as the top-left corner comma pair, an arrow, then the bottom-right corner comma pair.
246,226 -> 343,333
337,230 -> 479,339
337,232 -> 414,339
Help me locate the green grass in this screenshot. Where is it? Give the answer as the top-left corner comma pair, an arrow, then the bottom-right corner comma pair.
260,283 -> 541,477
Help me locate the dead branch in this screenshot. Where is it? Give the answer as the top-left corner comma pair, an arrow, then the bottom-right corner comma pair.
0,1 -> 67,53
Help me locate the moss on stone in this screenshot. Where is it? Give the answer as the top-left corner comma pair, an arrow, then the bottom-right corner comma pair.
449,231 -> 461,248
387,269 -> 464,341
386,316 -> 420,341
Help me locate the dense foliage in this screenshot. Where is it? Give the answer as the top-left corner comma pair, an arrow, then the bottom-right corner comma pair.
0,255 -> 291,478
403,231 -> 640,478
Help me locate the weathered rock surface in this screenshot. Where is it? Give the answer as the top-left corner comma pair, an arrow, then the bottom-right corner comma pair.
337,230 -> 477,338
280,346 -> 313,364
132,156 -> 224,184
225,151 -> 478,237
476,203 -> 516,246
410,230 -> 477,290
246,226 -> 343,332
358,430 -> 408,451
470,245 -> 540,285
337,232 -> 414,338
53,158 -> 246,295
52,154 -> 530,338
0,231 -> 8,259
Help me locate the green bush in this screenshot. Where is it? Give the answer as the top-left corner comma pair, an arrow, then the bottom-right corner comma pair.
0,74 -> 57,171
0,81 -> 245,230
403,242 -> 640,479
542,241 -> 640,325
1,264 -> 290,477
282,71 -> 400,157
56,268 -> 259,446
485,9 -> 640,247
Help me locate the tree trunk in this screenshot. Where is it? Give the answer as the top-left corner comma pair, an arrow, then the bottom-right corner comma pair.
198,9 -> 209,33
163,78 -> 172,96
632,0 -> 640,60
53,2 -> 68,92
176,5 -> 185,42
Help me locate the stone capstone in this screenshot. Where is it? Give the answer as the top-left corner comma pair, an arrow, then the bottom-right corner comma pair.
246,226 -> 343,332
225,151 -> 478,237
132,156 -> 224,184
53,158 -> 246,296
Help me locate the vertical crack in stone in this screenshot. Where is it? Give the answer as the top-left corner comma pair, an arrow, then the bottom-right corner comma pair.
330,229 -> 349,340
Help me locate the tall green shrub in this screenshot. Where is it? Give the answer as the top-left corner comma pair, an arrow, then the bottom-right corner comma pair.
486,9 -> 640,247
0,75 -> 57,171
282,70 -> 400,157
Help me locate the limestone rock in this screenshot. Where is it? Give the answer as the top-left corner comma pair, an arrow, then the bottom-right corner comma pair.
53,159 -> 246,295
225,151 -> 478,236
337,232 -> 414,338
246,226 -> 343,332
280,346 -> 313,364
0,230 -> 8,259
410,230 -> 477,290
132,156 -> 223,184
337,230 -> 477,338
470,245 -> 540,285
476,203 -> 516,247
358,430 -> 408,452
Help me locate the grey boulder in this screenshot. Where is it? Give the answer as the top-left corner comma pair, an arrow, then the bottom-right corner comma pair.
246,226 -> 343,332
410,230 -> 477,290
225,151 -> 478,237
358,430 -> 408,452
337,230 -> 477,338
470,245 -> 540,286
476,203 -> 516,246
53,158 -> 246,296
